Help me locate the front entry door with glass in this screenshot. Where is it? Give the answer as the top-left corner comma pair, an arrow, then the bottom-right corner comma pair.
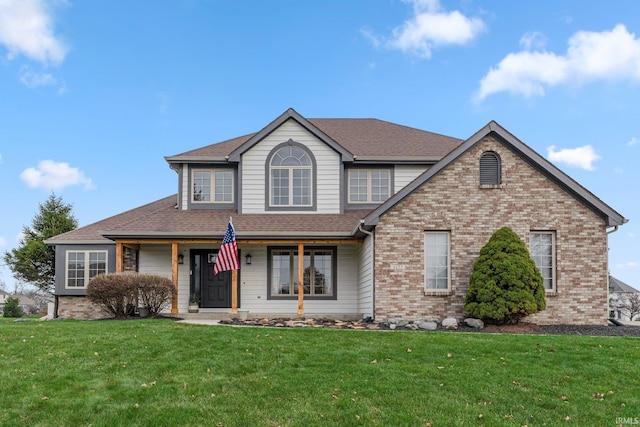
191,250 -> 231,308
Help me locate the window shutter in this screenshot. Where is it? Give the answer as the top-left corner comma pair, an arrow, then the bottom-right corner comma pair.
479,152 -> 501,185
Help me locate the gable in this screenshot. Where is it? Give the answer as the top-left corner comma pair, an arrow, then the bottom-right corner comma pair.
240,118 -> 342,214
229,108 -> 353,162
363,121 -> 626,228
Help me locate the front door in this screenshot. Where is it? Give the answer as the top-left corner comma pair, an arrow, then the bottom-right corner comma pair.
191,250 -> 232,308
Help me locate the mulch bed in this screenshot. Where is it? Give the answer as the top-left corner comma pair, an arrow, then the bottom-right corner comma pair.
216,317 -> 640,337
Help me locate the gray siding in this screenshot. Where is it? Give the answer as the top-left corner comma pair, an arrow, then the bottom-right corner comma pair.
54,244 -> 116,296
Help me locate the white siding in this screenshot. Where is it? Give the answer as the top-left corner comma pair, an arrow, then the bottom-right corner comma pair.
237,244 -> 359,315
394,165 -> 429,193
138,245 -> 191,313
181,163 -> 189,210
137,242 -> 360,316
357,234 -> 374,318
241,120 -> 341,213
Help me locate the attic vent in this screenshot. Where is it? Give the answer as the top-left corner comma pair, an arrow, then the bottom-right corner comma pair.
479,151 -> 501,185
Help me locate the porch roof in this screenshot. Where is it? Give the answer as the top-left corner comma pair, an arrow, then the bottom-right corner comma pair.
45,195 -> 370,244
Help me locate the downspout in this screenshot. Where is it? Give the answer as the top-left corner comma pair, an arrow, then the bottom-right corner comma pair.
358,221 -> 375,321
605,222 -> 625,324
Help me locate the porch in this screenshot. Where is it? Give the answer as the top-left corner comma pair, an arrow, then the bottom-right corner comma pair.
114,237 -> 371,319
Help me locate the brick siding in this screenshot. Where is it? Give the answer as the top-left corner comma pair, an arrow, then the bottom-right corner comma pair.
374,136 -> 610,325
58,296 -> 110,320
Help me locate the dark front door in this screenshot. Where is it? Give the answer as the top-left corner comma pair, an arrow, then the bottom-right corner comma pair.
191,250 -> 231,308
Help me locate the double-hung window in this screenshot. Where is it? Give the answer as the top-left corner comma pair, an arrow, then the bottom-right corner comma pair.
269,247 -> 336,298
192,169 -> 234,203
530,232 -> 555,291
66,251 -> 107,288
425,232 -> 450,291
348,169 -> 391,203
269,146 -> 313,207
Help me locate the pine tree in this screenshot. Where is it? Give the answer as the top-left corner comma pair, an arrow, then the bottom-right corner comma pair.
464,226 -> 546,324
2,296 -> 24,318
3,194 -> 78,294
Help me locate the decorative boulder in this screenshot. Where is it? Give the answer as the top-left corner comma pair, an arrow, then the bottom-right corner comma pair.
464,318 -> 485,329
418,321 -> 438,330
442,317 -> 458,330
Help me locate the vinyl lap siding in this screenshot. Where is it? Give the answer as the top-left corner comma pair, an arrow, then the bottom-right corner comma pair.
136,243 -> 359,316
181,164 -> 189,210
238,244 -> 358,315
357,235 -> 374,318
241,120 -> 341,213
137,245 -> 189,313
394,165 -> 429,193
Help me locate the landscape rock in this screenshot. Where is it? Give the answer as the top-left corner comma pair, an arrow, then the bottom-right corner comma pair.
464,318 -> 484,329
387,318 -> 408,327
442,317 -> 458,330
418,321 -> 437,330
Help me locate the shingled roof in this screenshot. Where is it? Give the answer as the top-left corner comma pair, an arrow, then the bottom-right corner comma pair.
46,195 -> 371,243
166,108 -> 462,164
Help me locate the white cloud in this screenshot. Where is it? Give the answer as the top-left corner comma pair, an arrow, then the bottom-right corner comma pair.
0,236 -> 6,247
0,0 -> 69,65
615,261 -> 639,269
628,137 -> 638,147
519,32 -> 548,50
19,66 -> 57,87
365,0 -> 485,59
20,160 -> 94,191
475,24 -> 640,102
0,153 -> 3,164
546,144 -> 600,171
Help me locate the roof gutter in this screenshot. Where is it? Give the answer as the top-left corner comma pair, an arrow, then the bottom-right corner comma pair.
608,218 -> 629,234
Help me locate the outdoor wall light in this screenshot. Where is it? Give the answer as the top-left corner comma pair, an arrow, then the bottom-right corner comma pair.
178,253 -> 184,264
245,253 -> 252,265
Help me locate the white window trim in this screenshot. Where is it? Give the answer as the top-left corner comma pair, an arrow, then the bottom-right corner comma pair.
269,166 -> 313,207
191,169 -> 234,204
348,169 -> 391,204
530,231 -> 556,294
65,250 -> 108,289
424,231 -> 451,294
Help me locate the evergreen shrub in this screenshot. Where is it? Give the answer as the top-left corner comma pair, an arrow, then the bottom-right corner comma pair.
464,226 -> 546,324
2,296 -> 24,318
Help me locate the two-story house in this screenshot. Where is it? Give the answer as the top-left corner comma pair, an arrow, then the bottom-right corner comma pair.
47,108 -> 626,324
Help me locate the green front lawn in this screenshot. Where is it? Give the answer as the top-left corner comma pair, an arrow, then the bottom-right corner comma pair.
1,318 -> 638,426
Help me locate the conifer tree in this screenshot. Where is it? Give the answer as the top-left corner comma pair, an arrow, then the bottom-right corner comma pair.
3,194 -> 77,294
465,226 -> 546,324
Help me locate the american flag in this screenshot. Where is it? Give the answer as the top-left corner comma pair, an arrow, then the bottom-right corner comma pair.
213,219 -> 240,274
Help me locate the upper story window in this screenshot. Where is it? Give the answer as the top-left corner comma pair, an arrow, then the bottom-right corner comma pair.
268,143 -> 315,208
66,250 -> 107,288
348,169 -> 391,203
479,151 -> 501,185
192,169 -> 234,203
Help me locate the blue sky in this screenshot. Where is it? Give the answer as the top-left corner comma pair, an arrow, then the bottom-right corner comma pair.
0,0 -> 639,291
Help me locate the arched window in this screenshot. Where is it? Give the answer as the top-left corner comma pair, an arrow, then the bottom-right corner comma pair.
267,142 -> 315,208
479,151 -> 501,185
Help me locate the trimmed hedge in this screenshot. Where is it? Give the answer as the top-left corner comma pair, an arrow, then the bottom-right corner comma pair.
464,226 -> 546,325
87,273 -> 175,319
